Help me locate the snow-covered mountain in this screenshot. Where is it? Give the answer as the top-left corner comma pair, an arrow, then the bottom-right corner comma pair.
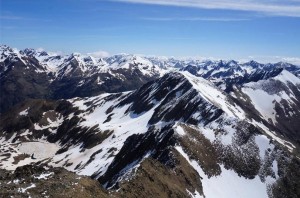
233,70 -> 300,146
181,60 -> 300,92
1,44 -> 300,197
1,44 -> 300,114
0,45 -> 165,113
1,66 -> 299,197
3,45 -> 300,80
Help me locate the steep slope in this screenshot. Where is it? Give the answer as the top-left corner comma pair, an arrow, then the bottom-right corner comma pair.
1,71 -> 299,197
233,70 -> 300,148
0,46 -> 53,113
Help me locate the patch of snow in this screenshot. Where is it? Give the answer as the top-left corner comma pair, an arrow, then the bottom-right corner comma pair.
13,179 -> 20,184
34,172 -> 54,180
34,114 -> 63,133
218,122 -> 235,145
96,76 -> 104,85
199,123 -> 217,142
272,160 -> 279,179
255,135 -> 274,159
242,88 -> 278,123
18,183 -> 36,193
18,142 -> 59,159
174,124 -> 186,136
187,189 -> 204,198
176,146 -> 269,198
19,108 -> 29,116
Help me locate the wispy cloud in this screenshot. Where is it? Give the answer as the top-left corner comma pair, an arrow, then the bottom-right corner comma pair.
141,17 -> 250,22
113,0 -> 300,17
87,50 -> 110,58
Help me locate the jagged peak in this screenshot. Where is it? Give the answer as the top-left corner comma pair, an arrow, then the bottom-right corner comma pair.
21,48 -> 36,55
241,60 -> 265,69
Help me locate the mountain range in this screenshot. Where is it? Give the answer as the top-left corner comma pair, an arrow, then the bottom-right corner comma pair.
0,45 -> 300,198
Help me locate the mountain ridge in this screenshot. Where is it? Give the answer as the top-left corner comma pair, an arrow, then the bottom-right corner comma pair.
1,44 -> 300,198
1,44 -> 300,114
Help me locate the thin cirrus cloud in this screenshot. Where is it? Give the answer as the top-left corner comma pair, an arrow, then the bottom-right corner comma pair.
113,0 -> 300,17
141,17 -> 250,22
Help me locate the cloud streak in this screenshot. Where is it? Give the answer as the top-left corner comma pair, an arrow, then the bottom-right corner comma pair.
113,0 -> 300,17
141,17 -> 250,22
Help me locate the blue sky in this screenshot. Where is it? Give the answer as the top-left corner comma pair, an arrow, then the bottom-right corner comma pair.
1,0 -> 300,63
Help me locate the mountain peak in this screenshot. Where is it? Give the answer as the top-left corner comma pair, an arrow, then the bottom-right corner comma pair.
21,48 -> 37,56
0,45 -> 19,62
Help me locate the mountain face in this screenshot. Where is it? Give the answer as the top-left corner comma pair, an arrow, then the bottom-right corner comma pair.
0,45 -> 163,113
233,70 -> 300,146
0,46 -> 53,113
1,45 -> 300,198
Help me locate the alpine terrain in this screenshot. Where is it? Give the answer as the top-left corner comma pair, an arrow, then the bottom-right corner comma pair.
0,45 -> 300,198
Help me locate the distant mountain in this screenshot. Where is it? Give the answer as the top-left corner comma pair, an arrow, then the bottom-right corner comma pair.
1,66 -> 299,198
181,59 -> 300,92
0,45 -> 164,113
2,45 -> 300,114
0,45 -> 53,113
